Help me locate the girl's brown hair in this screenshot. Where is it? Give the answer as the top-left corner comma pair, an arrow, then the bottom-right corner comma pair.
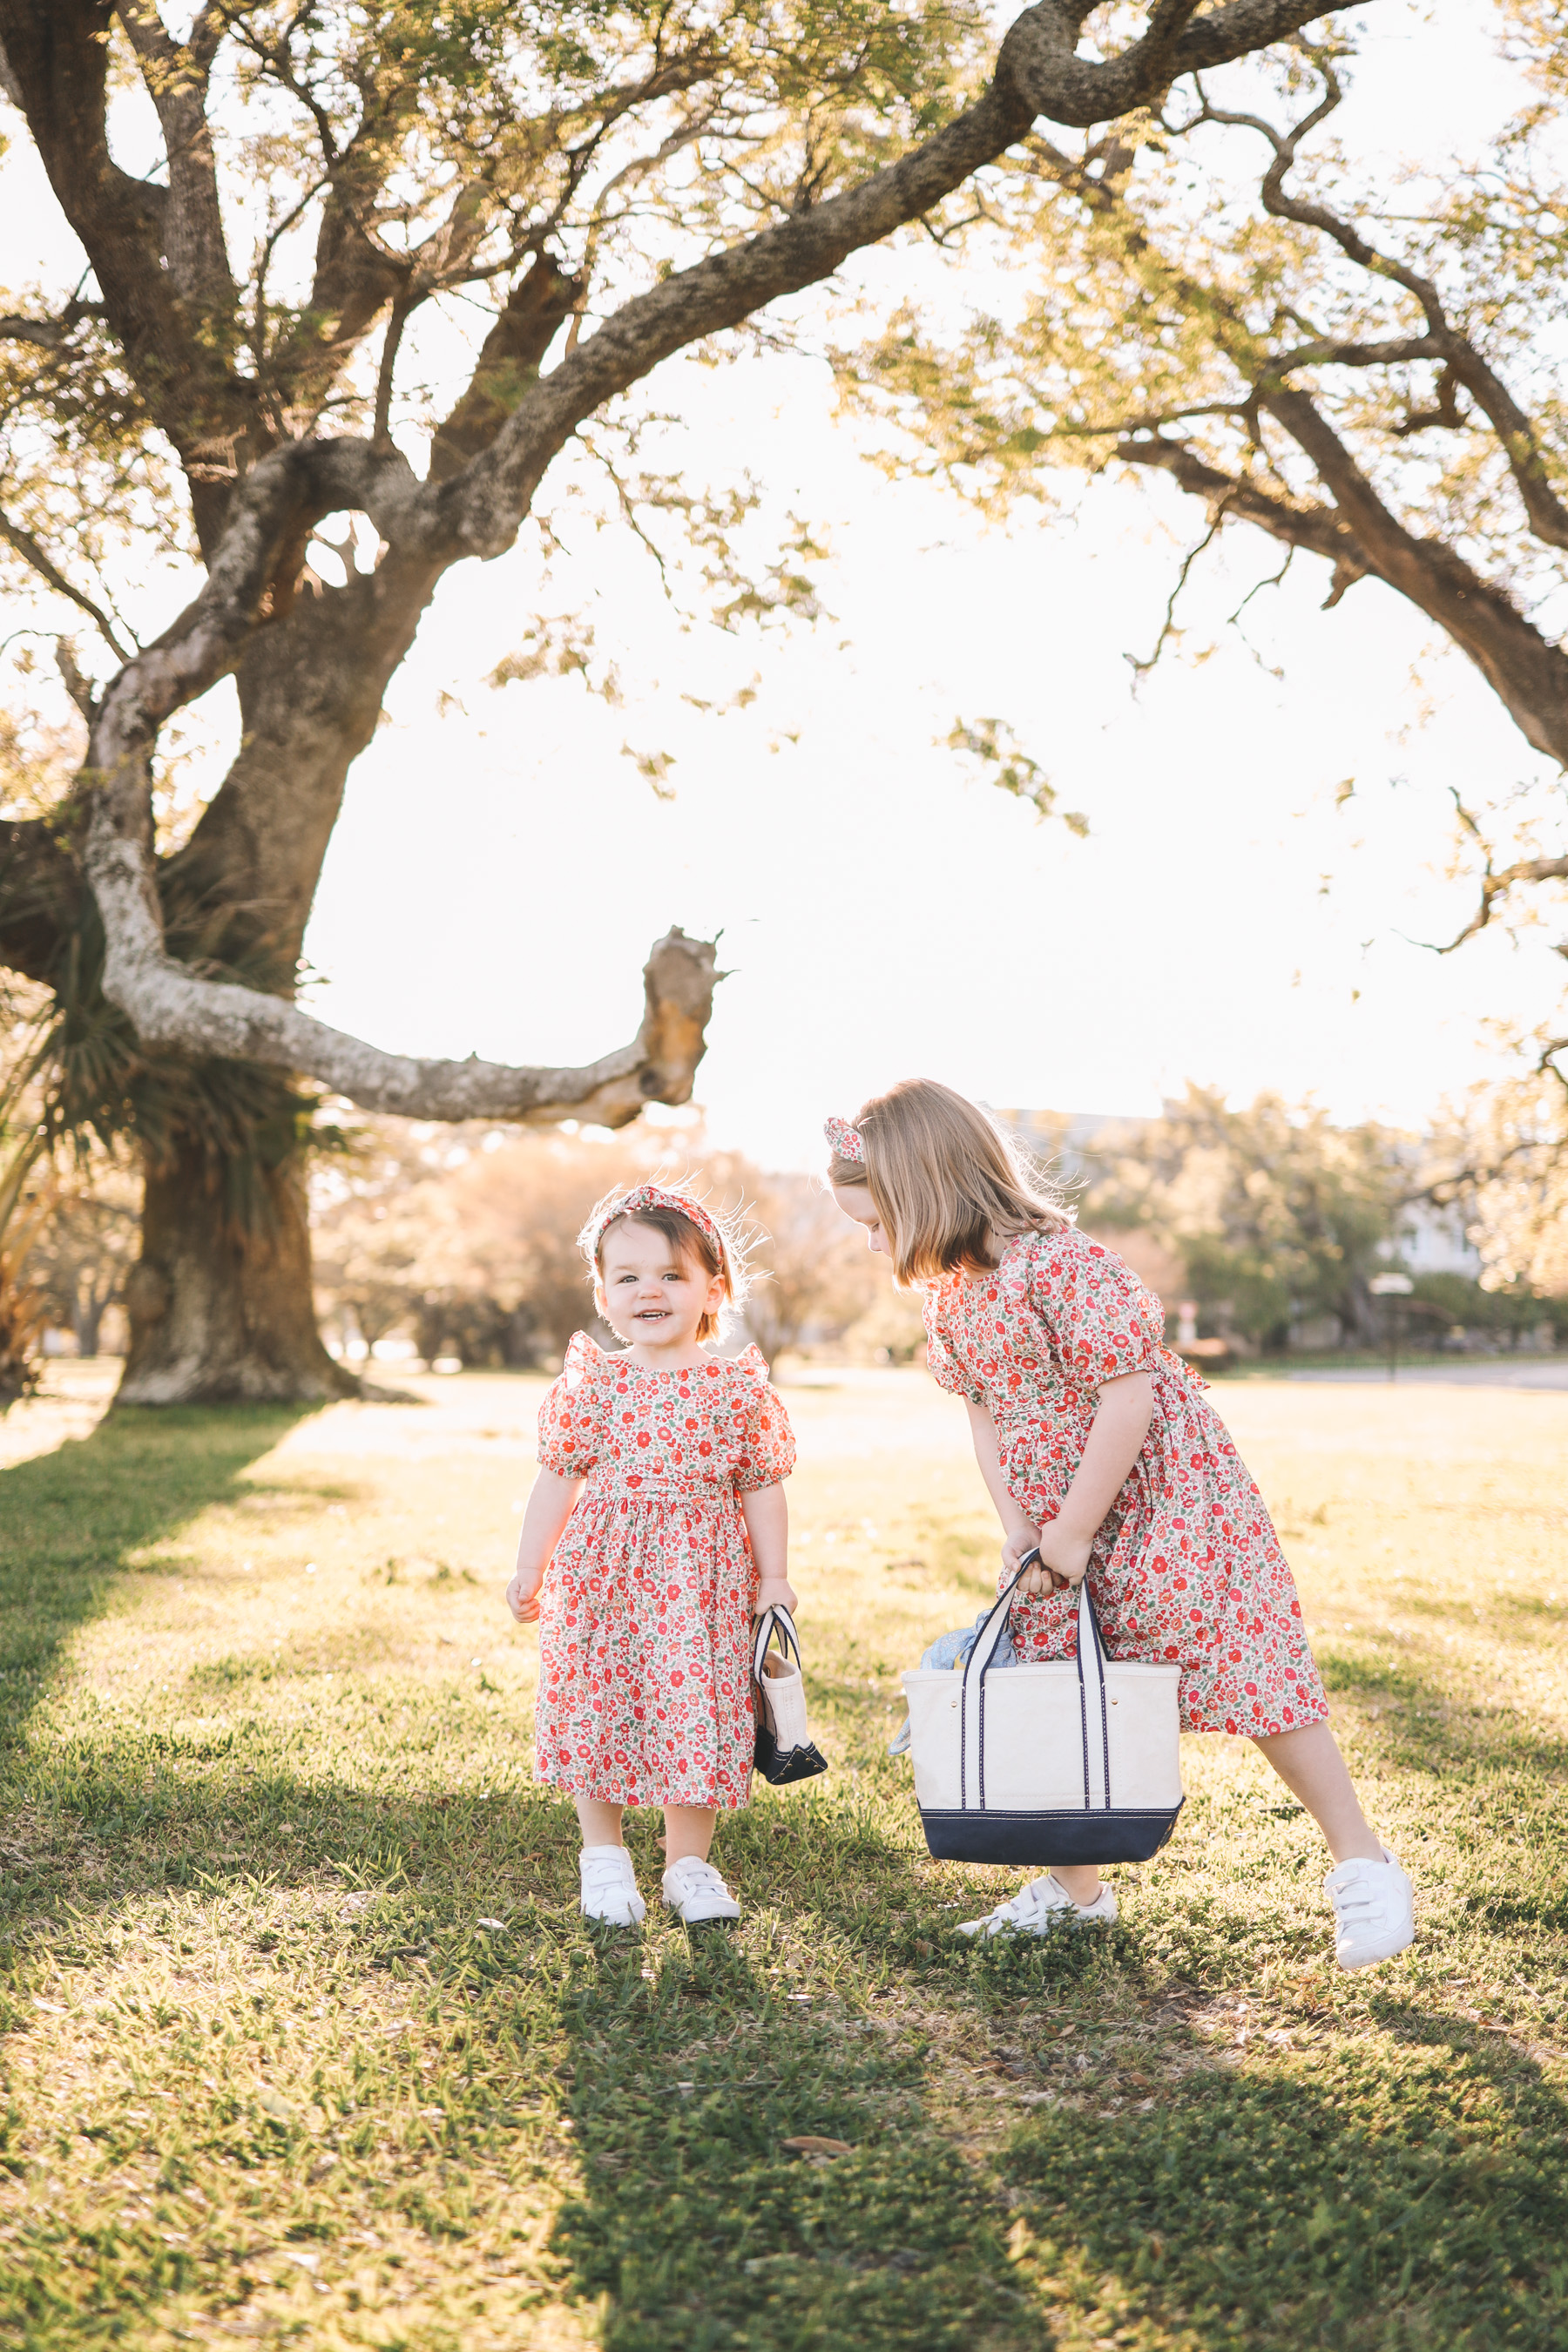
586,1204 -> 735,1344
828,1079 -> 1068,1284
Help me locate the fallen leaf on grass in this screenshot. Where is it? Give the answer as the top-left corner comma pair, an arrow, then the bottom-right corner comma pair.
782,2135 -> 854,2158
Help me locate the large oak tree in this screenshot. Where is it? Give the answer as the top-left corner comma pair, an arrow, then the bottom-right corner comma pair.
0,0 -> 1342,1401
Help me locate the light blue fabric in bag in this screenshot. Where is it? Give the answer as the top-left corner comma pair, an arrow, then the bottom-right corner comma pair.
887,1604 -> 1017,1755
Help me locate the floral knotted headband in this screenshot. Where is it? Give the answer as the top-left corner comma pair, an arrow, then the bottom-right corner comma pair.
580,1180 -> 728,1266
823,1116 -> 864,1163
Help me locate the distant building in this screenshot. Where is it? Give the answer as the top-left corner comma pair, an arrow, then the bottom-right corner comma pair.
994,1107 -> 1151,1186
1389,1198 -> 1482,1279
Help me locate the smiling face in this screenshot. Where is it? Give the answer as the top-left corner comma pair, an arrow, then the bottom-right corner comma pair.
595,1216 -> 727,1361
832,1181 -> 893,1259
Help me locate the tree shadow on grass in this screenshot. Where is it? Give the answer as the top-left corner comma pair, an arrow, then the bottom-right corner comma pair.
0,1402 -> 321,1951
549,1918 -> 1042,2352
1316,1646 -> 1568,1788
536,1786 -> 1159,2351
0,1404 -> 313,1751
999,2009 -> 1568,2351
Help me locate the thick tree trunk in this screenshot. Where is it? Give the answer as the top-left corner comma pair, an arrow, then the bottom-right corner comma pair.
115,577 -> 439,1407
120,1135 -> 355,1404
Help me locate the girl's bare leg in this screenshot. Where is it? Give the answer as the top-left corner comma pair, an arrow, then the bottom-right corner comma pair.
663,1805 -> 717,1867
575,1797 -> 626,1848
1253,1722 -> 1383,1862
1051,1864 -> 1104,1904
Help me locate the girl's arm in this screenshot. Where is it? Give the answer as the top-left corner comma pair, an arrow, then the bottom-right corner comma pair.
504,1469 -> 583,1623
741,1482 -> 796,1616
965,1399 -> 1039,1561
970,1374 -> 1155,1596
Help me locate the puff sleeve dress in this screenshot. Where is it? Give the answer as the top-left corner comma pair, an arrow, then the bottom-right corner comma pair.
923,1227 -> 1328,1738
531,1334 -> 796,1808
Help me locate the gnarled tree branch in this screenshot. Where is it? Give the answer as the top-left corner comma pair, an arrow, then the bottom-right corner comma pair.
426,253 -> 584,482
1121,392 -> 1568,758
1261,387 -> 1568,765
0,508 -> 138,659
1433,832 -> 1568,955
1114,434 -> 1370,599
86,827 -> 718,1122
432,0 -> 1345,560
1205,66 -> 1568,555
1004,0 -> 1336,123
0,314 -> 65,348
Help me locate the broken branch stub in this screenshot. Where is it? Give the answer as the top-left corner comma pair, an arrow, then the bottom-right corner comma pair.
85,781 -> 716,1125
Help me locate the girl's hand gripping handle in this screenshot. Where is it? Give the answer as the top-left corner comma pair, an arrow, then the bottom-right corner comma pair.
1014,1540 -> 1080,1597
1004,1523 -> 1092,1596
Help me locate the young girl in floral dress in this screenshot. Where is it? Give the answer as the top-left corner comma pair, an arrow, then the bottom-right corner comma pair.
505,1183 -> 796,1927
826,1082 -> 1415,1972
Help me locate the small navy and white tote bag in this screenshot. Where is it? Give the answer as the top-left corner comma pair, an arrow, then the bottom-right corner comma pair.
751,1605 -> 829,1787
902,1571 -> 1184,1867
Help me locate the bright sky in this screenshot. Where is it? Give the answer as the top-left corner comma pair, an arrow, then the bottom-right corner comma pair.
4,3 -> 1564,1170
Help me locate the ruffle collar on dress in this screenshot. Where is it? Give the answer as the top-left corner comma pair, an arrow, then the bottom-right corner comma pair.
560,1329 -> 770,1386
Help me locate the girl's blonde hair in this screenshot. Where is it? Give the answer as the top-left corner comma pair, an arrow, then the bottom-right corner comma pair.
827,1079 -> 1068,1284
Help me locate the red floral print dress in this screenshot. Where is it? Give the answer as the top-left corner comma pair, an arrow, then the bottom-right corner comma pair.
923,1227 -> 1328,1737
532,1334 -> 796,1808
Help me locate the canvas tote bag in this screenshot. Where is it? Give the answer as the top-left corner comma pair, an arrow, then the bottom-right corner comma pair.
902,1571 -> 1183,1867
751,1605 -> 828,1787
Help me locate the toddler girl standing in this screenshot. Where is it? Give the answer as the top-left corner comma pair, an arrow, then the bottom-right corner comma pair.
826,1081 -> 1414,1972
505,1183 -> 796,1927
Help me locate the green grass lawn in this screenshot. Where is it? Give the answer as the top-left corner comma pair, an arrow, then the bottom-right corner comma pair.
0,1364 -> 1564,2350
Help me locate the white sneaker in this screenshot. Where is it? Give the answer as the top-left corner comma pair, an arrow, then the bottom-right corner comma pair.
1324,1844 -> 1415,1970
956,1873 -> 1119,1938
662,1855 -> 740,1926
579,1845 -> 645,1928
